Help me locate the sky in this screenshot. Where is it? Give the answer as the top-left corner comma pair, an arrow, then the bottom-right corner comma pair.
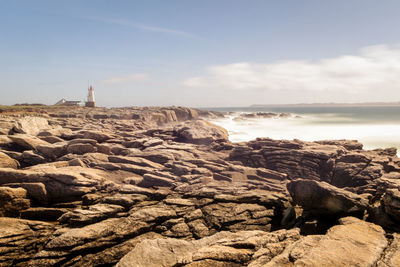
1,0 -> 400,107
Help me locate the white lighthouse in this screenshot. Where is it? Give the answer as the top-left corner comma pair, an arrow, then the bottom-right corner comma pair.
85,85 -> 96,107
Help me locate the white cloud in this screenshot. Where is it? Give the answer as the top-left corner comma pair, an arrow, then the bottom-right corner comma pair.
102,73 -> 148,84
182,45 -> 400,94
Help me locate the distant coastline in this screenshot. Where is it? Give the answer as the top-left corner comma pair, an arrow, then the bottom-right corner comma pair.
251,102 -> 400,108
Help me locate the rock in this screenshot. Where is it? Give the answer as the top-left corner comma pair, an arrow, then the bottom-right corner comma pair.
67,143 -> 97,154
12,116 -> 49,135
117,237 -> 195,267
201,202 -> 274,232
315,139 -> 363,150
287,179 -> 368,218
21,207 -> 66,221
36,143 -> 67,159
138,173 -> 175,188
38,135 -> 65,143
61,232 -> 163,266
9,134 -> 50,150
265,217 -> 387,267
32,217 -> 151,266
0,121 -> 14,135
69,138 -> 98,146
174,120 -> 229,145
0,151 -> 19,168
68,158 -> 86,167
3,182 -> 47,204
382,188 -> 400,222
2,107 -> 400,266
96,143 -> 111,154
117,229 -> 300,267
103,194 -> 144,209
0,135 -> 12,147
59,204 -> 125,226
0,186 -> 30,217
22,150 -> 46,165
377,233 -> 400,266
38,126 -> 72,137
331,153 -> 382,188
83,131 -> 112,142
0,217 -> 55,266
109,155 -> 163,169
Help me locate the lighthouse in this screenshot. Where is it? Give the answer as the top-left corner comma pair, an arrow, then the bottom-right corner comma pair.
85,85 -> 96,107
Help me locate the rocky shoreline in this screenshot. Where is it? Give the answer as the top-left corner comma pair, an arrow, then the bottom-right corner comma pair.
1,106 -> 400,266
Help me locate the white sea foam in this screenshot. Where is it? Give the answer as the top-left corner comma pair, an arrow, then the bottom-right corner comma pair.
209,113 -> 400,155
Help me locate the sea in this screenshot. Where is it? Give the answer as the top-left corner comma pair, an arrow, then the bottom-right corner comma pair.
205,106 -> 400,155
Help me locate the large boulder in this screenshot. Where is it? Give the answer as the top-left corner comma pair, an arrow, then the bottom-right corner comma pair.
12,117 -> 49,135
287,179 -> 368,218
174,120 -> 229,145
264,217 -> 388,267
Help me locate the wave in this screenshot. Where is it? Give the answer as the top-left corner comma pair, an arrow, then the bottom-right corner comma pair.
209,112 -> 400,154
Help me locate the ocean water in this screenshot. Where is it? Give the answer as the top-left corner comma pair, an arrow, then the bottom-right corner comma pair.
205,106 -> 400,154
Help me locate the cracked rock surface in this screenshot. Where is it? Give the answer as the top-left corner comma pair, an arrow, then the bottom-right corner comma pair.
1,106 -> 400,266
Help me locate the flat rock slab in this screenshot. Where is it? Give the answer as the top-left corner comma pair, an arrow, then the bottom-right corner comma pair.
265,217 -> 388,267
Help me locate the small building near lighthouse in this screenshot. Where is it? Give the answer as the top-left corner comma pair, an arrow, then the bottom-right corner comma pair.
85,85 -> 96,107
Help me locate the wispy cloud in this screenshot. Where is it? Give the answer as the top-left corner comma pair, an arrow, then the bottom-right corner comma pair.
182,45 -> 400,94
88,17 -> 200,40
102,73 -> 148,84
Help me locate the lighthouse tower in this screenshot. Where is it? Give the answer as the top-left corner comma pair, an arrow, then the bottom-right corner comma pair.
85,85 -> 96,107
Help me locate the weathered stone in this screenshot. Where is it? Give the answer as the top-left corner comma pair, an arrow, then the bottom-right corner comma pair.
59,204 -> 125,226
36,143 -> 67,159
382,188 -> 400,222
13,117 -> 49,135
9,134 -> 50,150
0,151 -> 19,168
0,217 -> 55,266
22,150 -> 46,165
287,179 -> 368,218
377,233 -> 400,267
21,207 -> 66,221
83,131 -> 112,142
174,120 -> 229,145
139,173 -> 175,188
0,186 -> 30,217
3,182 -> 47,203
265,217 -> 388,266
67,143 -> 97,154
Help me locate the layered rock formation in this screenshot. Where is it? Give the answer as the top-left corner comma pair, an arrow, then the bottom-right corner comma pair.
0,106 -> 400,266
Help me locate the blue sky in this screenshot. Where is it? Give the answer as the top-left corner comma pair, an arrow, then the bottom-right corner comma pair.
1,0 -> 400,107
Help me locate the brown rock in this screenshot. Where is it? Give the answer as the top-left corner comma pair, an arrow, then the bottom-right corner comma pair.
287,179 -> 368,218
12,116 -> 49,135
265,217 -> 387,266
0,151 -> 19,168
174,120 -> 229,145
83,131 -> 112,142
9,134 -> 50,150
67,143 -> 97,154
0,186 -> 30,217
